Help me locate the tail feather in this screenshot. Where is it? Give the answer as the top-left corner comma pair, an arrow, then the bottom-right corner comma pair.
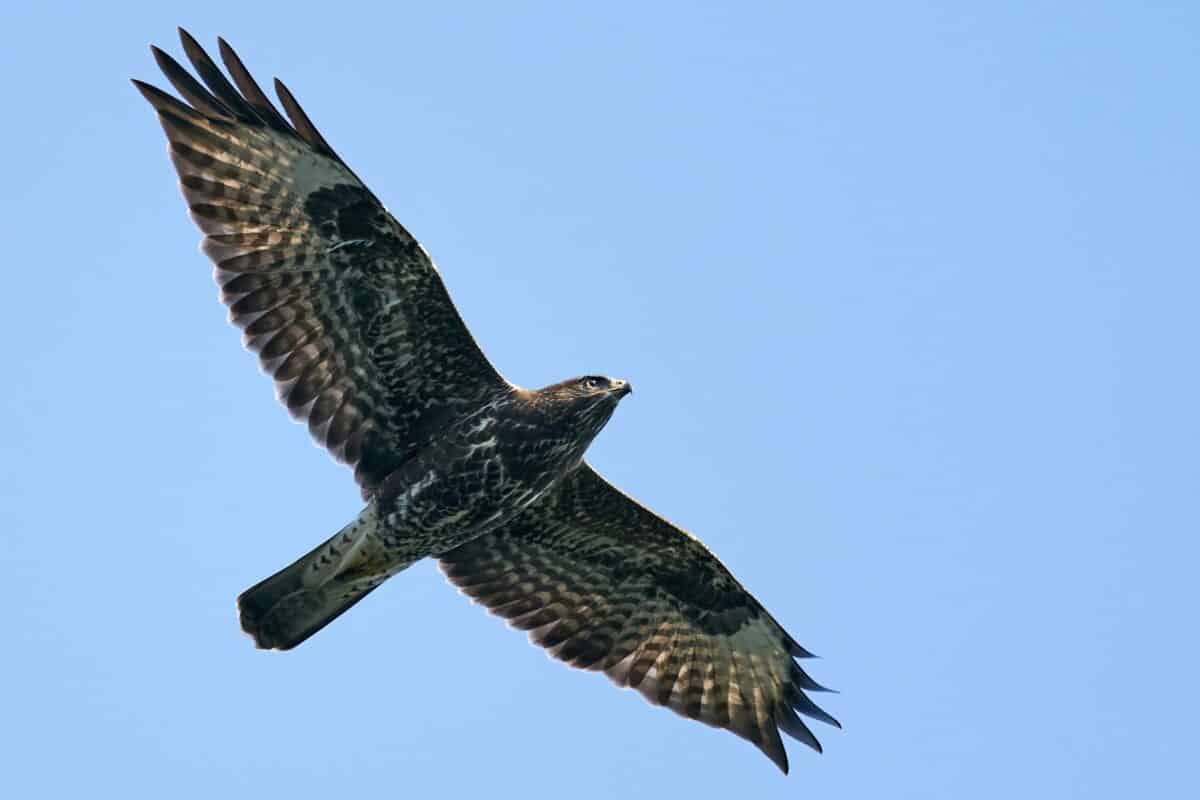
238,506 -> 389,650
237,564 -> 382,651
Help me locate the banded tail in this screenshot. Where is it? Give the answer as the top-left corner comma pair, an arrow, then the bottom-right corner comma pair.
237,505 -> 408,650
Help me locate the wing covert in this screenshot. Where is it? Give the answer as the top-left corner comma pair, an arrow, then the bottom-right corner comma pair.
136,30 -> 509,493
439,464 -> 838,773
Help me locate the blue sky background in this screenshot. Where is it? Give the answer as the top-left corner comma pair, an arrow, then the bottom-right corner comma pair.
3,1 -> 1197,796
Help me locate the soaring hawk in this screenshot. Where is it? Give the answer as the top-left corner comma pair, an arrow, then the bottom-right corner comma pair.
135,29 -> 838,773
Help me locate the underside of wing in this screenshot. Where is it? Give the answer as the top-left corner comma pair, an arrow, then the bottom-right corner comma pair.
439,464 -> 838,774
135,29 -> 508,492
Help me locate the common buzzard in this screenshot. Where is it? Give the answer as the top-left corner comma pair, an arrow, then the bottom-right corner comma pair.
135,29 -> 838,773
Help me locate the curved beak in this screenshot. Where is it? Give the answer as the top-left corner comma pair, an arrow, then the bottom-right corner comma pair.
614,379 -> 633,398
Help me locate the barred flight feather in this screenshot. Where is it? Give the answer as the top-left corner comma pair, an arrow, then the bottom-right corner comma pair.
440,465 -> 839,774
134,30 -> 508,494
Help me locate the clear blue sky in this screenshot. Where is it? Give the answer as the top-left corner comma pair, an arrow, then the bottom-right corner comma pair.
3,1 -> 1196,796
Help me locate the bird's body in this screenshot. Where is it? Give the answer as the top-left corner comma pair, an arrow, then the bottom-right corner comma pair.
136,29 -> 838,774
243,378 -> 631,649
374,381 -> 629,545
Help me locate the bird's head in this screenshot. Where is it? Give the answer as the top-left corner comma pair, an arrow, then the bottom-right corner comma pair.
534,374 -> 633,433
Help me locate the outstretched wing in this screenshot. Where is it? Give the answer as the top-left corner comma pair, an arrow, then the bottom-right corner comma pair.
135,30 -> 508,493
439,464 -> 838,773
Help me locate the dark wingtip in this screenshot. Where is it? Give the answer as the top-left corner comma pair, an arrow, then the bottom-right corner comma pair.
778,706 -> 825,754
216,36 -> 246,75
787,637 -> 818,659
793,690 -> 841,729
800,675 -> 838,694
130,77 -> 180,111
273,76 -> 346,165
760,731 -> 791,774
176,28 -> 207,63
273,77 -> 298,113
214,36 -> 296,135
176,27 -> 263,125
150,42 -> 236,120
793,663 -> 837,693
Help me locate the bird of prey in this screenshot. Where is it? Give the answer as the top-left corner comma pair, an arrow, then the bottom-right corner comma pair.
135,29 -> 838,773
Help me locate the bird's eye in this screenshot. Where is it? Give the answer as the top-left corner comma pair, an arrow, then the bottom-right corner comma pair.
584,376 -> 604,390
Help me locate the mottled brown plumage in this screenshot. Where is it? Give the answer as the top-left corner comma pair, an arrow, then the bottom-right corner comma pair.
441,465 -> 839,772
137,29 -> 837,774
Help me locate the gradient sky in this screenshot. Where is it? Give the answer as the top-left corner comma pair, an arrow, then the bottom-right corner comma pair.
3,2 -> 1197,797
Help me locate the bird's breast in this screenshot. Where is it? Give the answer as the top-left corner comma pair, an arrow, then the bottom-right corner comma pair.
375,414 -> 583,552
